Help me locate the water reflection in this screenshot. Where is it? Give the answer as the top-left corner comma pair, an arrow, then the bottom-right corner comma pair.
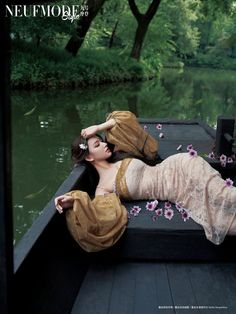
12,67 -> 236,244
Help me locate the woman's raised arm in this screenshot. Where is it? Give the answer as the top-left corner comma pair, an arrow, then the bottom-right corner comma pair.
81,118 -> 116,139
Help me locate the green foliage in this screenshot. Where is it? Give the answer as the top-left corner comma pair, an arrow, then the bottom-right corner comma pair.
10,0 -> 236,89
11,40 -> 156,89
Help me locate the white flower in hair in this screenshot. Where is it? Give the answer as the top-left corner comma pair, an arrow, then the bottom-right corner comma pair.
79,143 -> 87,150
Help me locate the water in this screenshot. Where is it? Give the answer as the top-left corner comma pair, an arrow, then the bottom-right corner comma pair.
12,67 -> 236,244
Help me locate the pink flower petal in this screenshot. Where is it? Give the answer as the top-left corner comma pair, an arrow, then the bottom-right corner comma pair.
164,201 -> 172,209
181,210 -> 190,222
156,124 -> 162,130
208,152 -> 215,159
225,178 -> 233,188
164,208 -> 174,220
155,208 -> 163,216
220,154 -> 227,162
146,201 -> 156,211
187,144 -> 193,151
189,149 -> 197,157
221,161 -> 226,167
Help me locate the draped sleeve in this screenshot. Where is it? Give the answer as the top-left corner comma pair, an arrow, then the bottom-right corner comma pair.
105,111 -> 158,159
64,190 -> 128,252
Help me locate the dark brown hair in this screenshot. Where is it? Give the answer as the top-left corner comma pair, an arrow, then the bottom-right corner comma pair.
71,134 -> 160,167
71,134 -> 104,165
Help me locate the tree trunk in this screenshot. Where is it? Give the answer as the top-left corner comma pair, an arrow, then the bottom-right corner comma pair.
130,21 -> 148,60
128,0 -> 162,60
109,20 -> 119,49
65,0 -> 106,56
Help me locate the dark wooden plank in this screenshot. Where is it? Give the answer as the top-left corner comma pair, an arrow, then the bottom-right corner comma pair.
71,262 -> 115,314
187,263 -> 236,313
0,6 -> 13,314
72,262 -> 176,314
155,264 -> 175,314
166,263 -> 201,314
132,263 -> 158,314
108,262 -> 136,314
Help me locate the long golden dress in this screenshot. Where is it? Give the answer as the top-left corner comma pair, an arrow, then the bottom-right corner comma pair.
65,111 -> 236,252
115,156 -> 236,246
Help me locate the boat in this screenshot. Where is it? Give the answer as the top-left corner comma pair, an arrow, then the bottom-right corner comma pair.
13,117 -> 236,314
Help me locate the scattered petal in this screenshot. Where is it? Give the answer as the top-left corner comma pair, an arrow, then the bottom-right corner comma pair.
220,154 -> 227,162
143,125 -> 148,130
155,208 -> 163,216
227,157 -> 233,163
189,149 -> 198,157
187,144 -> 193,151
156,124 -> 162,130
152,215 -> 158,221
221,161 -> 226,167
208,152 -> 215,159
181,210 -> 190,222
175,202 -> 184,212
177,144 -> 182,151
153,199 -> 159,206
159,132 -> 164,138
225,178 -> 233,188
164,201 -> 172,209
130,205 -> 142,216
146,201 -> 157,211
164,208 -> 174,220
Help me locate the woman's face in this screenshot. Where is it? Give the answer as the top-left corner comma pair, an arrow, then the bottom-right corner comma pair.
86,136 -> 112,162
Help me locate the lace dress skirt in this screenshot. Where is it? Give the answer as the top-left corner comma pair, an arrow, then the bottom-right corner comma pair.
120,153 -> 236,245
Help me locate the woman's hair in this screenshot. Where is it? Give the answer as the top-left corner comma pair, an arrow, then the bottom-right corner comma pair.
71,133 -> 104,165
71,134 -> 160,167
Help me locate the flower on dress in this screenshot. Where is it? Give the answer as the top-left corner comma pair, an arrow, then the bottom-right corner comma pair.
225,178 -> 233,188
181,210 -> 190,222
188,149 -> 198,157
175,202 -> 184,212
164,201 -> 172,209
187,144 -> 193,151
177,145 -> 182,151
159,132 -> 164,138
220,154 -> 227,162
130,205 -> 142,216
146,201 -> 157,211
155,208 -> 163,216
227,157 -> 233,163
143,125 -> 148,130
164,208 -> 174,220
79,143 -> 87,150
156,124 -> 162,130
208,152 -> 215,159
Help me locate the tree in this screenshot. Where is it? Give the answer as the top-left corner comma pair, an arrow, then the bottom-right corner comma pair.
65,0 -> 106,56
128,0 -> 162,60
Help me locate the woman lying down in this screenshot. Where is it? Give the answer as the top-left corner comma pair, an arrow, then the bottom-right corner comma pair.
54,111 -> 236,252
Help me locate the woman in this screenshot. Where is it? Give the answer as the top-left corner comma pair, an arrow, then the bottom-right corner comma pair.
55,111 -> 236,252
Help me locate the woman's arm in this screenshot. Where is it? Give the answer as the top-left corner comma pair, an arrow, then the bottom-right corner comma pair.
81,118 -> 116,139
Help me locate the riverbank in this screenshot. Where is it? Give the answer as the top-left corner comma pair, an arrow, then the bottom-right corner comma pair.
11,40 -> 236,90
11,40 -> 161,90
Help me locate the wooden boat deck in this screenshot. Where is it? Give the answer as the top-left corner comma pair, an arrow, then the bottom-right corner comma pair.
71,260 -> 236,314
13,118 -> 236,314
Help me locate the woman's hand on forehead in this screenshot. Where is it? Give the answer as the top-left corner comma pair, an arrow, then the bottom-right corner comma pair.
81,125 -> 99,139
